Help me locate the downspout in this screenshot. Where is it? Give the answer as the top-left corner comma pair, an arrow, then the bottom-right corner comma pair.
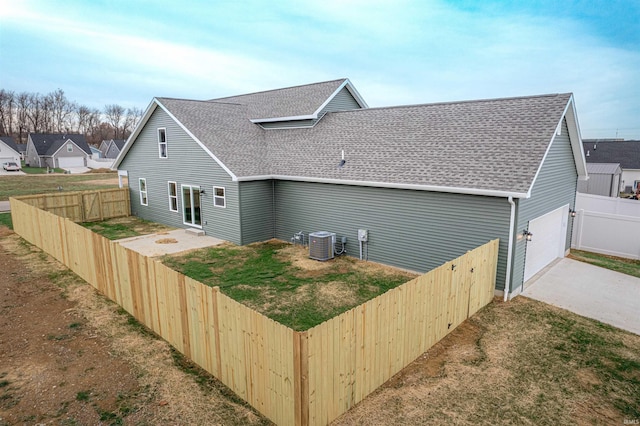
504,196 -> 516,302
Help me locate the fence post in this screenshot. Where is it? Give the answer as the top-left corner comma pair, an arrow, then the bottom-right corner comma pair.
294,331 -> 309,426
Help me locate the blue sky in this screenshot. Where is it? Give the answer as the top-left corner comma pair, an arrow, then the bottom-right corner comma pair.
1,0 -> 638,138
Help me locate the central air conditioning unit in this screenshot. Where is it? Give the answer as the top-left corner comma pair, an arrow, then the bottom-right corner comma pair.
308,231 -> 335,261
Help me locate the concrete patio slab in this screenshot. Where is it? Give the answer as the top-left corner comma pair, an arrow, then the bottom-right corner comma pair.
523,258 -> 640,335
0,201 -> 10,212
116,229 -> 224,257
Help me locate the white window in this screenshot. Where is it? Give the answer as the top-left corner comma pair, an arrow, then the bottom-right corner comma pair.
213,186 -> 226,208
139,178 -> 148,206
168,181 -> 178,212
158,128 -> 167,158
67,143 -> 73,152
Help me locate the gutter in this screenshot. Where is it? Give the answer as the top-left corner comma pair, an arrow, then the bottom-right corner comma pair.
504,196 -> 516,302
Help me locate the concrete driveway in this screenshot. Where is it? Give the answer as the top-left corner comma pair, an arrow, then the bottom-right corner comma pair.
0,169 -> 26,176
523,258 -> 640,335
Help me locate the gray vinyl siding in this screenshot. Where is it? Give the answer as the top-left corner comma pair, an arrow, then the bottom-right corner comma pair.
52,142 -> 88,167
239,180 -> 275,244
577,173 -> 620,197
274,181 -> 512,289
105,143 -> 121,159
118,107 -> 242,244
318,87 -> 361,115
25,139 -> 40,167
259,88 -> 361,129
511,119 -> 578,290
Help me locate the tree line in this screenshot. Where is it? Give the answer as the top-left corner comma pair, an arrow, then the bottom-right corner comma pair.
0,88 -> 143,146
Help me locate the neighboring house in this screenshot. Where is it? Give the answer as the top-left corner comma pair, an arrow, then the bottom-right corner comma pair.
577,163 -> 622,197
583,139 -> 640,193
25,133 -> 91,168
100,139 -> 126,158
114,78 -> 588,299
90,146 -> 103,159
15,143 -> 27,160
0,136 -> 21,166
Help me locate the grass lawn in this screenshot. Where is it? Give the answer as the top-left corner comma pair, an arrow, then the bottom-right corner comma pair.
0,173 -> 120,201
20,165 -> 65,174
80,216 -> 173,240
0,212 -> 12,229
570,249 -> 640,279
162,240 -> 417,330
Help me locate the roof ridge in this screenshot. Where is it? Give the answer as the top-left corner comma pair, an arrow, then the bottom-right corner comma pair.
158,97 -> 245,107
324,92 -> 572,114
210,78 -> 347,101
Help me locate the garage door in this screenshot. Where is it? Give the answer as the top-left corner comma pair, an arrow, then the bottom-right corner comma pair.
58,157 -> 84,168
523,206 -> 568,282
0,157 -> 15,166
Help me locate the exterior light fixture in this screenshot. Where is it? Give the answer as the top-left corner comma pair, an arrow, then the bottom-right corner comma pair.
569,209 -> 576,217
522,230 -> 533,241
199,188 -> 206,195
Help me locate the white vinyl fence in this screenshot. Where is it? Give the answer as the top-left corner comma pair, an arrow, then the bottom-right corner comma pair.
87,158 -> 115,169
572,193 -> 640,259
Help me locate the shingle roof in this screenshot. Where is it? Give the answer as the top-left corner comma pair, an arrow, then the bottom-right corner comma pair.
158,92 -> 572,195
586,163 -> 622,174
29,133 -> 92,156
113,139 -> 126,150
0,136 -> 19,153
582,139 -> 640,169
210,79 -> 348,120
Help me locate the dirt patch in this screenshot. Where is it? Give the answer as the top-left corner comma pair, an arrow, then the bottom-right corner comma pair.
0,229 -> 270,425
155,238 -> 178,244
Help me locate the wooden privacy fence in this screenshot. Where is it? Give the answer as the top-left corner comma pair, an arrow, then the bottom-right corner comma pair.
13,187 -> 130,222
10,194 -> 498,426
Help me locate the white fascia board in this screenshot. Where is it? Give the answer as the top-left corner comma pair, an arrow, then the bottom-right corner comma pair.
155,101 -> 237,181
111,98 -> 237,181
113,99 -> 158,169
564,95 -> 588,178
525,95 -> 586,198
235,174 -> 528,198
250,114 -> 316,124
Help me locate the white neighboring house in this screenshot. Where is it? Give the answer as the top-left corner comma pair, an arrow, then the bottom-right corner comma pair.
0,136 -> 21,166
25,133 -> 91,169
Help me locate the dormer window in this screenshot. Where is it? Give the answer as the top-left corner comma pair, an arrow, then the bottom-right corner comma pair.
67,143 -> 73,152
158,128 -> 167,158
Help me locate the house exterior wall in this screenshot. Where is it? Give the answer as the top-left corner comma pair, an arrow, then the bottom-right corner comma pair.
511,119 -> 578,291
119,107 -> 242,244
25,137 -> 40,167
621,169 -> 640,193
105,143 -> 121,158
53,142 -> 88,166
238,180 -> 275,244
273,180 -> 512,289
578,172 -> 621,197
0,141 -> 21,164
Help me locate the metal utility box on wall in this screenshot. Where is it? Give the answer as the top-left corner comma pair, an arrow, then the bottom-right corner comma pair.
309,231 -> 335,261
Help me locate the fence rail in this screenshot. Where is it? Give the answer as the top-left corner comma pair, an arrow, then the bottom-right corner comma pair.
9,191 -> 498,426
13,187 -> 130,222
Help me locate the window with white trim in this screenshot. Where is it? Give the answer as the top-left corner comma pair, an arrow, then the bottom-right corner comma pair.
168,181 -> 178,212
139,178 -> 148,206
213,186 -> 226,208
158,128 -> 167,158
67,143 -> 73,152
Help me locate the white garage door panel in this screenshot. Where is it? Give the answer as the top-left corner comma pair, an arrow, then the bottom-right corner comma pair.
0,157 -> 15,164
524,206 -> 567,282
58,157 -> 84,168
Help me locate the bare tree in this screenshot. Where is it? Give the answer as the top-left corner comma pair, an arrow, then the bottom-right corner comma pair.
104,104 -> 125,139
122,107 -> 143,139
15,92 -> 31,143
0,89 -> 15,135
76,104 -> 92,134
48,89 -> 75,133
